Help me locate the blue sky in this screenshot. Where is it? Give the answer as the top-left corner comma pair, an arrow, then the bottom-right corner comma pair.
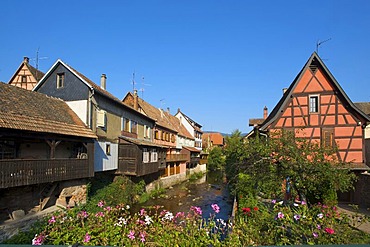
1,1 -> 370,134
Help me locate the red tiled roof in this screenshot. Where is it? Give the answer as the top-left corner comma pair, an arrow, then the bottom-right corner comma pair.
0,82 -> 96,139
202,132 -> 224,146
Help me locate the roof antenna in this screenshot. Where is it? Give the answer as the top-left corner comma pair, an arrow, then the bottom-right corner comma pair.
131,70 -> 136,92
139,76 -> 151,98
316,38 -> 331,54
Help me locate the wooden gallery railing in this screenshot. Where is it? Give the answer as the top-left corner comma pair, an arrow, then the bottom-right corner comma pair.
0,158 -> 91,189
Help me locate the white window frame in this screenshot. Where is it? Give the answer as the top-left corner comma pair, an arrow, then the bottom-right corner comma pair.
57,73 -> 65,89
309,95 -> 319,113
143,148 -> 149,163
150,149 -> 158,162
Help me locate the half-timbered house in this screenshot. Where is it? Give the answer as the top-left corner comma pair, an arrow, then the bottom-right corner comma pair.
0,82 -> 96,220
255,52 -> 370,204
8,57 -> 44,90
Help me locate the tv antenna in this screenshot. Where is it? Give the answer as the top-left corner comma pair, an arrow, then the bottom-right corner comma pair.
31,47 -> 48,70
139,76 -> 151,98
160,98 -> 165,108
316,38 -> 331,54
131,71 -> 136,92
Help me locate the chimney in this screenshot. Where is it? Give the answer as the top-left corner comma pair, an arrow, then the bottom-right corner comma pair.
23,56 -> 29,63
167,107 -> 170,113
100,74 -> 107,90
133,89 -> 138,110
282,88 -> 288,94
263,106 -> 268,119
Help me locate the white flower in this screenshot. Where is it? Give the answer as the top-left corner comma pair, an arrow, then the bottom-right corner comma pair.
317,213 -> 324,219
163,211 -> 174,221
278,201 -> 284,205
115,217 -> 127,227
126,205 -> 130,210
145,215 -> 153,225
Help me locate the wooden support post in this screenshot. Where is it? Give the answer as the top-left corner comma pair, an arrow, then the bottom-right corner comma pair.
46,140 -> 61,159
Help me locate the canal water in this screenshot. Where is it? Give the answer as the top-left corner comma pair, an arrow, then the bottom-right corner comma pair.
132,171 -> 233,220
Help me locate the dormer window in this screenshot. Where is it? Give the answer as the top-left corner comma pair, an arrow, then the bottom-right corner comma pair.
57,73 -> 65,88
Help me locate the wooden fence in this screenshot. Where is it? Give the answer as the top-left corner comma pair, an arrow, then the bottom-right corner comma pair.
0,158 -> 91,188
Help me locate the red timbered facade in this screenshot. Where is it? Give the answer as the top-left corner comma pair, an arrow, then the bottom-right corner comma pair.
259,52 -> 370,169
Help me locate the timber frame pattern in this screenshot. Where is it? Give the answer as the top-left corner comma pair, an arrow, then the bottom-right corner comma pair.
259,52 -> 370,168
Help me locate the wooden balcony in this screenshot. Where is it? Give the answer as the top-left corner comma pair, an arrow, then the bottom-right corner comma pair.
200,158 -> 208,165
0,158 -> 93,189
117,158 -> 160,177
166,154 -> 188,162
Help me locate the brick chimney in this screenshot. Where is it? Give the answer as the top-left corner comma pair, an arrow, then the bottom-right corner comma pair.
133,89 -> 138,110
263,106 -> 268,119
23,56 -> 29,63
100,74 -> 107,90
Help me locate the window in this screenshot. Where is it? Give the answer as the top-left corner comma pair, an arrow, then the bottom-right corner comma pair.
144,125 -> 151,138
124,118 -> 130,132
322,128 -> 334,148
21,75 -> 27,83
154,130 -> 159,139
150,149 -> 158,162
143,148 -> 149,163
309,95 -> 319,113
131,120 -> 137,134
96,109 -> 106,128
57,73 -> 65,88
106,143 -> 111,155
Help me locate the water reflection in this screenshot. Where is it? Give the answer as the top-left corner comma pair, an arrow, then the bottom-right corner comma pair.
132,171 -> 233,220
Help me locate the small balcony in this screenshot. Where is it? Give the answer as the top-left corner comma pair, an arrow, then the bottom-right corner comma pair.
166,154 -> 188,162
0,158 -> 92,189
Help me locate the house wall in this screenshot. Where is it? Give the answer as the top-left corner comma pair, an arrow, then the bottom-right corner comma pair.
36,64 -> 90,101
177,136 -> 195,149
269,68 -> 366,164
94,141 -> 118,172
66,100 -> 88,125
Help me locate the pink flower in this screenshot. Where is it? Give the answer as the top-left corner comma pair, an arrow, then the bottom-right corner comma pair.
104,206 -> 112,212
190,206 -> 202,215
140,231 -> 146,243
32,234 -> 46,245
83,233 -> 91,243
175,212 -> 185,218
313,232 -> 318,238
294,214 -> 300,221
78,211 -> 89,218
128,230 -> 135,240
325,227 -> 335,234
97,200 -> 104,208
271,199 -> 276,204
95,211 -> 104,217
48,216 -> 56,224
140,208 -> 146,216
301,201 -> 306,205
211,204 -> 220,214
277,212 -> 284,219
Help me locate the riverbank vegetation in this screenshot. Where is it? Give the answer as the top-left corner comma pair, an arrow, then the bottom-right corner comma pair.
223,129 -> 370,244
3,130 -> 370,245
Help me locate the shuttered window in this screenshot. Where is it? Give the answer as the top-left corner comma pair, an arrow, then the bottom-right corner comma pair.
322,128 -> 334,148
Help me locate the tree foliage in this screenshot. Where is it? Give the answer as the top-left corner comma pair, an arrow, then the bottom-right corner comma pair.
207,146 -> 225,171
225,129 -> 356,205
